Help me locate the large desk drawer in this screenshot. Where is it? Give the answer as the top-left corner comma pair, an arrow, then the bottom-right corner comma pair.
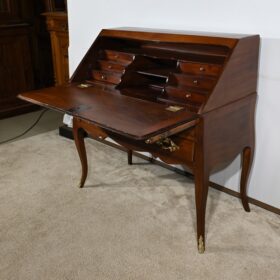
74,116 -> 196,165
108,129 -> 196,165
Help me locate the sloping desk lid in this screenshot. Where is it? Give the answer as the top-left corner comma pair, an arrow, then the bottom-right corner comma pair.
19,84 -> 198,140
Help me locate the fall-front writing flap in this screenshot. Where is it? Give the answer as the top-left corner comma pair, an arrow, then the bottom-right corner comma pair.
18,84 -> 198,140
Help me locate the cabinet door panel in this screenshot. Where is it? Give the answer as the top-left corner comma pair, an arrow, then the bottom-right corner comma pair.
0,0 -> 19,23
0,27 -> 34,117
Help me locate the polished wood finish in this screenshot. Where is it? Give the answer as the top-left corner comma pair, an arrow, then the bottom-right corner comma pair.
19,28 -> 260,252
19,84 -> 197,139
43,12 -> 68,85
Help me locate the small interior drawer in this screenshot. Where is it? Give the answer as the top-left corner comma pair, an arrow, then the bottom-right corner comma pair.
178,61 -> 222,76
169,73 -> 216,90
92,70 -> 122,84
103,50 -> 135,63
98,60 -> 126,73
165,86 -> 207,104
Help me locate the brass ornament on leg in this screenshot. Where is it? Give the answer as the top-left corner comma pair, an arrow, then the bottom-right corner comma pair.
198,235 -> 205,254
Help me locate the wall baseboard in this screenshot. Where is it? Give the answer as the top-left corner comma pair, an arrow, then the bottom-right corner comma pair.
59,129 -> 280,216
208,181 -> 280,215
96,137 -> 280,216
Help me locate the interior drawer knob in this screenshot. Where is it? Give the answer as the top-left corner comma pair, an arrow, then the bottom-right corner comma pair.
108,65 -> 112,69
199,67 -> 205,71
114,55 -> 119,59
193,80 -> 199,85
186,93 -> 192,98
101,75 -> 106,80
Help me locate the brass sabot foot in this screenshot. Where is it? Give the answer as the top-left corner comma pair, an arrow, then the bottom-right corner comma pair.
198,235 -> 205,254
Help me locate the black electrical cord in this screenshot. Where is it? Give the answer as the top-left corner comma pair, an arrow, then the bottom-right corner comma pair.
0,109 -> 49,145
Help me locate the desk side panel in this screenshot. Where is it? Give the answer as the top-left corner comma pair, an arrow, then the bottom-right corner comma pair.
201,94 -> 256,173
202,36 -> 260,113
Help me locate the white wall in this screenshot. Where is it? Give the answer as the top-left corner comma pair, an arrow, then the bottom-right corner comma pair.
67,0 -> 280,209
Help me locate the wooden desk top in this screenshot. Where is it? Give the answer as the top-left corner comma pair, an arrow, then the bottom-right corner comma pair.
19,84 -> 198,140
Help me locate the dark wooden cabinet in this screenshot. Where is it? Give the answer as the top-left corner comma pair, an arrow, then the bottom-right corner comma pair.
0,0 -> 54,118
43,12 -> 68,86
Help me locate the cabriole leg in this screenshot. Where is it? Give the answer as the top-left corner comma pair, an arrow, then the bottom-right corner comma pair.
73,121 -> 88,188
194,167 -> 209,254
240,146 -> 254,212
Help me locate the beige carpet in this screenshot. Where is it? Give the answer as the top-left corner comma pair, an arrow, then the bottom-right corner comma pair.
0,131 -> 279,280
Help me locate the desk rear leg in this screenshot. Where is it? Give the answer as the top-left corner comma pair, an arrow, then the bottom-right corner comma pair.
73,123 -> 88,188
127,150 -> 133,165
240,146 -> 254,212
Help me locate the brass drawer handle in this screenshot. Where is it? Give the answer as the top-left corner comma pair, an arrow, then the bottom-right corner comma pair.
156,138 -> 179,152
193,80 -> 199,85
199,66 -> 205,72
101,75 -> 106,80
186,93 -> 192,98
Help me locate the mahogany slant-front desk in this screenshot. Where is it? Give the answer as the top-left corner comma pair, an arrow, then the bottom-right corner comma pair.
19,28 -> 260,253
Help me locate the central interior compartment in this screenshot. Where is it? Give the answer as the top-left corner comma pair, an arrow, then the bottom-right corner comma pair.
81,36 -> 229,112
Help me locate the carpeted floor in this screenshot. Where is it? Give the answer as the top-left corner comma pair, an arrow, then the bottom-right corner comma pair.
0,130 -> 279,280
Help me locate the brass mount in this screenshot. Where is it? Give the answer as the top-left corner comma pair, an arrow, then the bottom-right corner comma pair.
155,137 -> 179,152
198,235 -> 205,254
77,83 -> 92,88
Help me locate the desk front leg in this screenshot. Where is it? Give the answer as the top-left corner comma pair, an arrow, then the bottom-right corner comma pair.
240,146 -> 254,212
73,118 -> 88,188
193,119 -> 209,254
194,153 -> 209,253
